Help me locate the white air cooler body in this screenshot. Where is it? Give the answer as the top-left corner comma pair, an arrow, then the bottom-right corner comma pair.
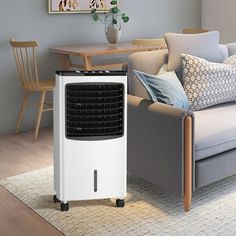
54,71 -> 127,204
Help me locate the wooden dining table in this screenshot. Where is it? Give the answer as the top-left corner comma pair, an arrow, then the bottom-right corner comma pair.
50,42 -> 166,71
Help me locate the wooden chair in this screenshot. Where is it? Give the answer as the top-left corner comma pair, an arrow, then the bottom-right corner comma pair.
182,28 -> 209,34
10,39 -> 55,142
132,38 -> 167,51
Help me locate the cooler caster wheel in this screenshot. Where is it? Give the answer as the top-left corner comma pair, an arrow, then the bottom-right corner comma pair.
53,195 -> 60,203
61,202 -> 69,211
116,199 -> 125,208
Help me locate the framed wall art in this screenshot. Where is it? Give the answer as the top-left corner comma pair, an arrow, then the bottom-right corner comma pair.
48,0 -> 117,14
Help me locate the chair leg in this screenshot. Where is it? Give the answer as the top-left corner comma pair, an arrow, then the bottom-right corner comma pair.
34,91 -> 46,142
184,116 -> 193,212
16,92 -> 30,134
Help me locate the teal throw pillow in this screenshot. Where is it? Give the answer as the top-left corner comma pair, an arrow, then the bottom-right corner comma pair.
134,70 -> 190,109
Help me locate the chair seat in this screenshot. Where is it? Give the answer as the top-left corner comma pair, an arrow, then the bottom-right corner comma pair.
24,79 -> 55,91
194,102 -> 236,161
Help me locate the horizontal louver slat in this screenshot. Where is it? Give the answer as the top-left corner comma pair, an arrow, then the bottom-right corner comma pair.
66,83 -> 124,139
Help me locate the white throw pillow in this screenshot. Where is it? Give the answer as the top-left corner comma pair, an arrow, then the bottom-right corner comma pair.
165,31 -> 222,72
182,54 -> 236,111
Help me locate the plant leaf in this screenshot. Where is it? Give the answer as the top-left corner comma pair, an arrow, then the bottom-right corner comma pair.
123,16 -> 129,23
111,7 -> 118,13
112,19 -> 117,24
110,0 -> 117,5
93,14 -> 99,21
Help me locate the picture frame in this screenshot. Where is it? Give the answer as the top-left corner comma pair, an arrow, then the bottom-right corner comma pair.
48,0 -> 117,14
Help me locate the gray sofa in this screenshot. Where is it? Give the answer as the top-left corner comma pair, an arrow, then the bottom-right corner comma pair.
127,43 -> 236,212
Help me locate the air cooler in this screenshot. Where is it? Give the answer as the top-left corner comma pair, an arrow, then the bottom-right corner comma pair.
53,71 -> 127,211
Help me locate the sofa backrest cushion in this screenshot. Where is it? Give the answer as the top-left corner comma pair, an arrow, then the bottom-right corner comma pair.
128,49 -> 168,99
227,43 -> 236,56
219,44 -> 229,60
165,31 -> 222,72
182,54 -> 236,111
127,42 -> 230,100
223,54 -> 236,67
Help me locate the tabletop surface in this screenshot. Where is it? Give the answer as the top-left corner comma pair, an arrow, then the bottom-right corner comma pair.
50,42 -> 146,56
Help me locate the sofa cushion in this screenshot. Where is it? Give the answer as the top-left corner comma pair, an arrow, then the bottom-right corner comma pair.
219,44 -> 229,60
165,31 -> 222,72
223,54 -> 236,67
182,54 -> 236,111
128,49 -> 168,99
133,70 -> 190,109
194,102 -> 236,161
227,43 -> 236,56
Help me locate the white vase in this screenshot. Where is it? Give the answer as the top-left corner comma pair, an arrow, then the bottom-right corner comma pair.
105,24 -> 121,44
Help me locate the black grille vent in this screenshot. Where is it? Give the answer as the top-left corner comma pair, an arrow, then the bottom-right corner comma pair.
66,83 -> 124,140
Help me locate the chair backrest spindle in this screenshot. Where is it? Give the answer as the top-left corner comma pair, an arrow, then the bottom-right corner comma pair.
33,47 -> 39,86
182,28 -> 209,34
132,38 -> 167,51
25,47 -> 34,85
10,39 -> 40,89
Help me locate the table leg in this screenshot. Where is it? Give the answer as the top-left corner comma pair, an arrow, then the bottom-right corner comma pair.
83,56 -> 93,71
58,54 -> 71,70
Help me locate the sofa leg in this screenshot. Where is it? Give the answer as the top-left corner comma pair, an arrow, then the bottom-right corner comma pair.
184,116 -> 192,212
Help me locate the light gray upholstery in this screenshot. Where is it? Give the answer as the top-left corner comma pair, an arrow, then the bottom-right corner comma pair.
196,149 -> 236,189
127,41 -> 236,197
227,43 -> 236,56
128,95 -> 194,196
128,45 -> 229,99
128,49 -> 168,99
165,31 -> 222,71
194,102 -> 236,161
219,44 -> 229,60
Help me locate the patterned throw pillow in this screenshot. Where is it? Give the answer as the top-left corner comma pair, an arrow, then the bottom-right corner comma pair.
182,54 -> 236,111
224,54 -> 236,67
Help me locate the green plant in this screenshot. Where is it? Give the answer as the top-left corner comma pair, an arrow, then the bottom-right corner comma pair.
91,0 -> 129,27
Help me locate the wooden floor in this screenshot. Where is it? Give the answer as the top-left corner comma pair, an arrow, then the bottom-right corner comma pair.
0,128 -> 63,236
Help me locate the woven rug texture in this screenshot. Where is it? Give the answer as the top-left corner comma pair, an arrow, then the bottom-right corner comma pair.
1,166 -> 236,236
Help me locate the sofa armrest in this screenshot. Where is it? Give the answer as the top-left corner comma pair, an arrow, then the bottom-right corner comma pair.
128,95 -> 194,196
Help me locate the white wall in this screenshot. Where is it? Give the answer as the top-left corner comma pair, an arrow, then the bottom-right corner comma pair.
0,0 -> 201,135
201,0 -> 236,43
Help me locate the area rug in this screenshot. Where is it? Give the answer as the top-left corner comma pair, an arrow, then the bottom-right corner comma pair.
1,167 -> 236,236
